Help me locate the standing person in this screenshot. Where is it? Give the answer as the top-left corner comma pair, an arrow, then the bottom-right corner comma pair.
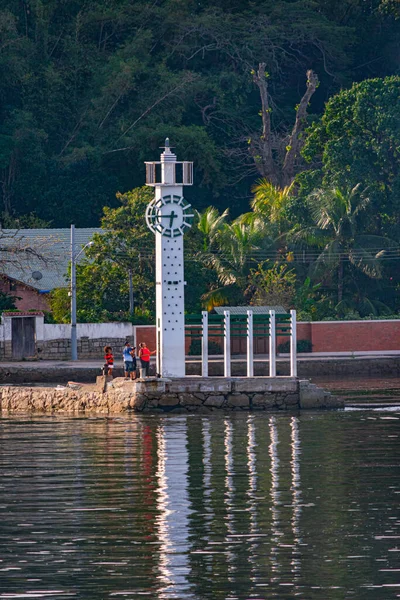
138,342 -> 156,377
103,345 -> 114,378
123,341 -> 137,380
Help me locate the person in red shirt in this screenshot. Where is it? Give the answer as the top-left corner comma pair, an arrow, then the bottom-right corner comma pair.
138,342 -> 156,377
103,345 -> 114,378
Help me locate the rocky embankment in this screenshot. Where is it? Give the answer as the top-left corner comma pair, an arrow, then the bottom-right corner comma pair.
0,376 -> 343,414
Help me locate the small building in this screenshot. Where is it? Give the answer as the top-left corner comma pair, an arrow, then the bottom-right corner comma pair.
0,228 -> 102,312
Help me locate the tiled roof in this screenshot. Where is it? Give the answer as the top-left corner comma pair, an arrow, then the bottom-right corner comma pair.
214,305 -> 287,315
0,228 -> 102,291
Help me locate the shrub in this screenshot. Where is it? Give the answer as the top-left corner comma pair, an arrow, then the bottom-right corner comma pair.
277,339 -> 312,353
188,338 -> 223,356
0,291 -> 19,311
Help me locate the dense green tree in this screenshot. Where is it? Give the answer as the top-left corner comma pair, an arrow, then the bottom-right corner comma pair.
0,0 -> 398,225
201,219 -> 273,309
291,185 -> 397,309
301,76 -> 400,238
50,186 -> 213,322
245,180 -> 294,237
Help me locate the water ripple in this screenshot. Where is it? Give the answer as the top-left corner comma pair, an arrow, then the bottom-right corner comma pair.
0,412 -> 399,599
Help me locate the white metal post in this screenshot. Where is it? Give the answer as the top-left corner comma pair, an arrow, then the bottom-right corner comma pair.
247,310 -> 253,377
269,310 -> 276,377
224,310 -> 231,378
202,311 -> 208,377
290,309 -> 297,377
70,224 -> 77,361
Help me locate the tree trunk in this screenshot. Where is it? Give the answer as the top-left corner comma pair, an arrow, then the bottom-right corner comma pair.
251,63 -> 279,186
251,66 -> 318,187
282,70 -> 319,187
338,257 -> 344,303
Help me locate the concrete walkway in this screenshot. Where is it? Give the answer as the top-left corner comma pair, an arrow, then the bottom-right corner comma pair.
0,351 -> 398,384
1,350 -> 399,370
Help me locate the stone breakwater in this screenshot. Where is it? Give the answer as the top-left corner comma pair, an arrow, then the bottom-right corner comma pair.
0,377 -> 343,414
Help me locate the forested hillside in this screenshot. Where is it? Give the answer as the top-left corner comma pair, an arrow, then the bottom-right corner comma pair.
1,0 -> 399,226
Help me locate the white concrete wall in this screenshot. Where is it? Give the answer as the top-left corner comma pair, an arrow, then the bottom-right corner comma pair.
42,324 -> 70,340
42,322 -> 134,341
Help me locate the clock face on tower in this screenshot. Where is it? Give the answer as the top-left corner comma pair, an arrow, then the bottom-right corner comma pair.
145,194 -> 194,237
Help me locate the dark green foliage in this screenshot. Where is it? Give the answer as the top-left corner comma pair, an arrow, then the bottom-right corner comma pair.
0,0 -> 398,224
188,339 -> 223,356
277,339 -> 312,353
0,291 -> 18,311
301,77 -> 400,237
49,186 -> 210,322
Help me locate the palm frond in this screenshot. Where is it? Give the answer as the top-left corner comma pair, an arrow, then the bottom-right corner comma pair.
201,285 -> 238,311
251,179 -> 294,223
348,247 -> 382,279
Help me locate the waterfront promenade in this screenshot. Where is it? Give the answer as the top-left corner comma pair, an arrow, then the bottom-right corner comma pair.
0,351 -> 399,384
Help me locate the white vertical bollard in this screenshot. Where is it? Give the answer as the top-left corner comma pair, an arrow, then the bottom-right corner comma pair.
202,311 -> 208,377
224,310 -> 231,378
269,310 -> 276,377
247,310 -> 254,377
290,309 -> 297,377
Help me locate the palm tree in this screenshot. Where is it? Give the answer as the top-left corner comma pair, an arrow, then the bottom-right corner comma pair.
250,179 -> 294,226
291,184 -> 397,304
201,219 -> 273,309
196,206 -> 229,251
238,180 -> 294,256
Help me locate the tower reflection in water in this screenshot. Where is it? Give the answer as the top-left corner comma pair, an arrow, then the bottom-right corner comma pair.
155,421 -> 195,599
152,415 -> 302,598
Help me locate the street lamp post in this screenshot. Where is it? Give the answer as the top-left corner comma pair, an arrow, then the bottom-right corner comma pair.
70,224 -> 93,361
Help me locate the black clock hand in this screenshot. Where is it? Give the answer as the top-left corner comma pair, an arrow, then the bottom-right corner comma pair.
158,211 -> 178,228
169,210 -> 177,228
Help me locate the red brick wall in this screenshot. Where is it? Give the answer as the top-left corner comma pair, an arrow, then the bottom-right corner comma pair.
311,320 -> 400,352
297,322 -> 312,343
137,320 -> 400,354
0,279 -> 50,312
134,326 -> 157,351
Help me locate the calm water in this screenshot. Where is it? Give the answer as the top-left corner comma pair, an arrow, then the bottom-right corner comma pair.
0,411 -> 399,599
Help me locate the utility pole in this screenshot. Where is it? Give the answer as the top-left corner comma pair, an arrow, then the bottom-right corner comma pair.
129,269 -> 134,317
71,224 -> 77,361
70,226 -> 93,361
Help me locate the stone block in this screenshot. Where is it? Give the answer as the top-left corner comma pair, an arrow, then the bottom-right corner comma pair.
188,405 -> 212,413
285,393 -> 300,406
227,393 -> 249,408
252,393 -> 277,408
158,394 -> 179,407
231,377 -> 295,393
199,379 -> 232,393
167,379 -> 202,393
299,380 -> 342,409
133,380 -> 167,395
130,394 -> 146,411
112,377 -> 131,389
179,393 -> 203,406
204,395 -> 226,408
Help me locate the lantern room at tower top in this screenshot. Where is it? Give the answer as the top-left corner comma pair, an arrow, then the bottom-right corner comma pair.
145,138 -> 193,187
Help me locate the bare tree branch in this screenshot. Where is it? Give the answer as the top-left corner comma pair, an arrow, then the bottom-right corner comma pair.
0,230 -> 58,271
250,63 -> 279,186
282,69 -> 319,186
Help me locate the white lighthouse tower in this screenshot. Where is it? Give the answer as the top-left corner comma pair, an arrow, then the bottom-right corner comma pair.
145,139 -> 194,377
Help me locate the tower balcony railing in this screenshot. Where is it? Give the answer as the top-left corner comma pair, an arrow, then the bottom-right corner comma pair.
145,161 -> 193,186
